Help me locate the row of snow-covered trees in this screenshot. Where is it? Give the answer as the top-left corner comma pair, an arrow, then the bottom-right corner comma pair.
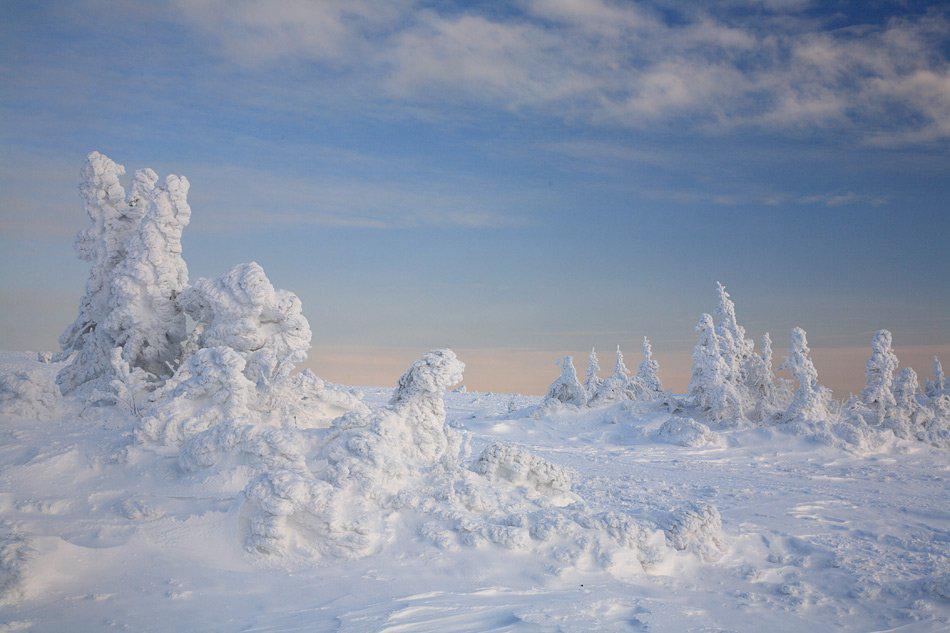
542,282 -> 948,447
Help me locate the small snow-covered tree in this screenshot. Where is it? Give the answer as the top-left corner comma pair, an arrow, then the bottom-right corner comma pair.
544,356 -> 587,407
714,282 -> 753,383
780,327 -> 828,422
633,336 -> 663,397
102,347 -> 153,416
583,347 -> 602,397
885,367 -> 932,441
104,170 -> 191,379
589,345 -> 634,405
56,152 -> 142,392
860,330 -> 899,417
925,356 -> 945,398
745,332 -> 779,420
179,262 -> 312,391
688,314 -> 743,422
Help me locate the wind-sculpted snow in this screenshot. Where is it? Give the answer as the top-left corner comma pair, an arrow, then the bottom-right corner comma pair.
0,366 -> 59,420
0,524 -> 33,605
473,442 -> 575,498
664,502 -> 725,562
654,417 -> 724,448
137,347 -> 256,446
179,262 -> 311,391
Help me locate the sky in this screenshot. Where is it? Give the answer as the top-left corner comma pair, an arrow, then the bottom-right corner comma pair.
1,0 -> 948,395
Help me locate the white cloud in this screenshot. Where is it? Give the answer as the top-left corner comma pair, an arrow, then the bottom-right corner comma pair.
166,2 -> 949,145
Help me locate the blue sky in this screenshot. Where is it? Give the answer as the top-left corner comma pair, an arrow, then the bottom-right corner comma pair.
1,0 -> 948,393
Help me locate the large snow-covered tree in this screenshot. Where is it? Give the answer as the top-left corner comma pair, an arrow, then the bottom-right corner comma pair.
688,314 -> 743,422
56,152 -> 191,392
103,169 -> 191,379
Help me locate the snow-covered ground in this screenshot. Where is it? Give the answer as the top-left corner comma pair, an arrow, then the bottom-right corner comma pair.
1,351 -> 947,632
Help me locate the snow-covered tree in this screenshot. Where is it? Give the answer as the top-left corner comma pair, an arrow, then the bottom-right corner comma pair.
714,282 -> 753,382
781,327 -> 828,422
544,356 -> 587,407
688,314 -> 744,422
103,169 -> 191,379
860,329 -> 899,413
884,367 -> 933,441
583,347 -> 602,397
103,347 -> 153,416
56,152 -> 142,392
745,332 -> 780,420
589,345 -> 634,405
925,356 -> 945,398
179,262 -> 312,391
56,152 -> 193,392
633,336 -> 663,397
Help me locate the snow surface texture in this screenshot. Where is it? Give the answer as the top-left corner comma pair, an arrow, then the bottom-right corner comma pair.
2,350 -> 948,631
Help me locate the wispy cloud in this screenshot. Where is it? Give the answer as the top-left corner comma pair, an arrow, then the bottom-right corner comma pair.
169,1 -> 950,146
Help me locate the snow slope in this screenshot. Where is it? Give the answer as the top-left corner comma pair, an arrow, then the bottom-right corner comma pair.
1,352 -> 947,632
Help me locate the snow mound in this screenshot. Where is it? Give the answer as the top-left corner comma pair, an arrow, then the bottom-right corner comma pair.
664,501 -> 725,562
473,442 -> 575,499
654,417 -> 724,448
0,364 -> 58,420
138,347 -> 255,446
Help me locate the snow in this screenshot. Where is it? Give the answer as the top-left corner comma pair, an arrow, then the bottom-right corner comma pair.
1,152 -> 948,631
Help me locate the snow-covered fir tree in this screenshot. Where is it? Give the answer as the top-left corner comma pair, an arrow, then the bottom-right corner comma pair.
589,345 -> 633,405
583,347 -> 602,397
745,332 -> 779,420
56,152 -> 141,392
714,282 -> 754,384
781,327 -> 828,422
543,356 -> 587,407
103,168 -> 191,379
925,356 -> 945,398
633,336 -> 663,398
688,314 -> 744,422
860,329 -> 899,414
56,152 -> 191,392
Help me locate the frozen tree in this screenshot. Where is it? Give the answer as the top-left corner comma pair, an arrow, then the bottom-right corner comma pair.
745,332 -> 779,420
102,347 -> 153,416
714,282 -> 753,382
781,327 -> 828,422
103,169 -> 191,379
589,345 -> 633,405
179,262 -> 312,391
633,336 -> 663,397
56,152 -> 142,392
688,314 -> 744,422
583,347 -> 602,397
56,152 -> 192,392
884,367 -> 932,441
544,356 -> 587,407
860,329 -> 899,412
925,357 -> 945,398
